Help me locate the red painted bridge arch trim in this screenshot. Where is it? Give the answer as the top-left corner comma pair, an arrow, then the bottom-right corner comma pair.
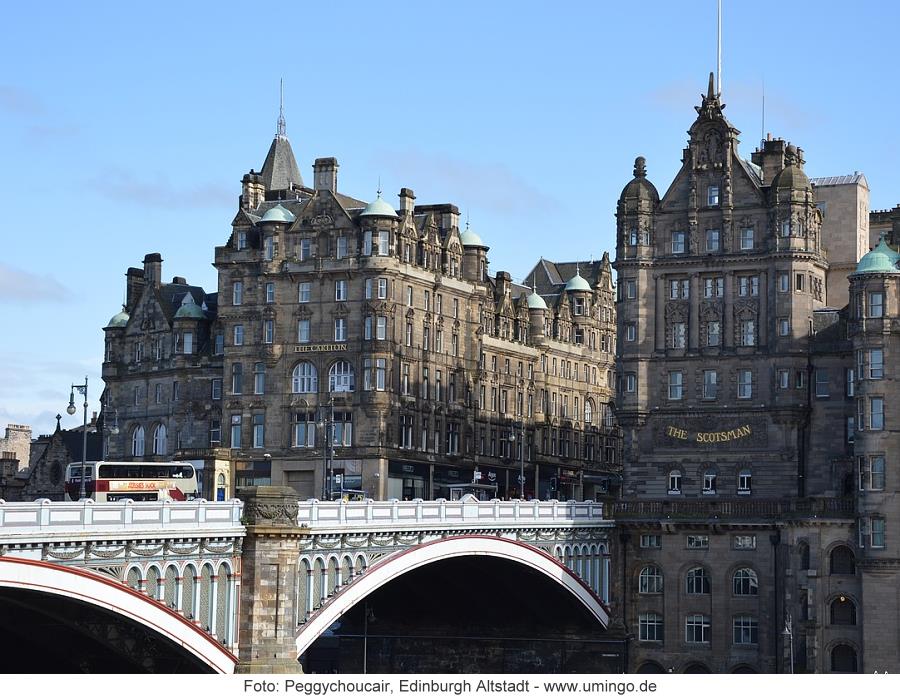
0,556 -> 237,673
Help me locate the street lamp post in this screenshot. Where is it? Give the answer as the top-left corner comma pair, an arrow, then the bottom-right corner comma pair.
318,397 -> 335,500
67,376 -> 89,500
509,418 -> 526,500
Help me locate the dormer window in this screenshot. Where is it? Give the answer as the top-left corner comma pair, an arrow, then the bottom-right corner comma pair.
708,186 -> 720,206
237,231 -> 247,250
377,230 -> 390,256
574,298 -> 585,315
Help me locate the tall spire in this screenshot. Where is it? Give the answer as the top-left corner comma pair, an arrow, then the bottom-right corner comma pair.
277,78 -> 286,138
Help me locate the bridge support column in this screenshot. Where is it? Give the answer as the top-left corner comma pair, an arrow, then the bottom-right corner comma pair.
235,486 -> 306,674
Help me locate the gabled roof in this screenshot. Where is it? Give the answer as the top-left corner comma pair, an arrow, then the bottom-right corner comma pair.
259,135 -> 303,191
153,283 -> 216,324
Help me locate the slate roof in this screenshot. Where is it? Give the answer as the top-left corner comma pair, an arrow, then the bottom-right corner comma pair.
259,135 -> 304,190
810,173 -> 867,187
156,283 -> 215,323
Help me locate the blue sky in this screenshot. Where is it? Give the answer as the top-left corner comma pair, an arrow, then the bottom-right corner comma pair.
2,1 -> 899,436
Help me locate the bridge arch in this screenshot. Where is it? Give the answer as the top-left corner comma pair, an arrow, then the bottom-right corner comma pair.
0,557 -> 236,673
296,534 -> 610,656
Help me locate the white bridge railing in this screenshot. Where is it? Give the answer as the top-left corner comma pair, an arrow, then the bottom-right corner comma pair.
296,498 -> 608,531
0,499 -> 244,543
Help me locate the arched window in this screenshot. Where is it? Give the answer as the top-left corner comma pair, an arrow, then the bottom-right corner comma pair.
584,399 -> 594,426
132,425 -> 145,457
831,644 -> 858,673
830,545 -> 855,575
329,360 -> 355,393
732,568 -> 758,596
668,470 -> 682,494
830,596 -> 857,625
152,424 -> 167,455
686,567 -> 710,594
292,362 -> 318,394
638,565 -> 664,594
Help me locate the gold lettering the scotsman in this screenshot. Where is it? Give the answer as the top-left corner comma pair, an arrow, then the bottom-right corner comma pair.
665,424 -> 752,442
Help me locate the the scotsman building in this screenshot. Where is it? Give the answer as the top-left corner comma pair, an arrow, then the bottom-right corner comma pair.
101,110 -> 621,504
611,75 -> 900,673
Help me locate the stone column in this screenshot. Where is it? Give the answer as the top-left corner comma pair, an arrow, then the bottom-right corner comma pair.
235,486 -> 306,674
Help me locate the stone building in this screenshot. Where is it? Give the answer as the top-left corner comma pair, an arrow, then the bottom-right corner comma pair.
102,110 -> 621,503
610,74 -> 897,674
0,423 -> 31,471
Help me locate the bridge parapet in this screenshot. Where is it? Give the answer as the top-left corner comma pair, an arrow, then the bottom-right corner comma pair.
297,498 -> 608,532
0,498 -> 244,544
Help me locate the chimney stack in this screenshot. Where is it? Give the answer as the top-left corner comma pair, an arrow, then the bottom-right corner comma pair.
313,157 -> 339,192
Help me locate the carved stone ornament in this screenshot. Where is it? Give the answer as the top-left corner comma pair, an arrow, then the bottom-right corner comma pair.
245,502 -> 299,525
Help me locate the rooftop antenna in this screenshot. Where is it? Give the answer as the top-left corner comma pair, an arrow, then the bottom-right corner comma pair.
277,78 -> 286,138
716,0 -> 723,95
377,176 -> 382,197
466,209 -> 470,229
761,77 -> 766,148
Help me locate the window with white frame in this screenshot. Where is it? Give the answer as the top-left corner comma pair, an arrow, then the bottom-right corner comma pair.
733,535 -> 757,550
298,282 -> 311,303
263,235 -> 274,261
291,362 -> 318,393
668,470 -> 682,494
870,396 -> 884,430
211,378 -> 222,400
334,318 -> 347,342
668,371 -> 684,400
625,323 -> 636,342
265,282 -> 275,304
733,568 -> 758,595
252,414 -> 265,448
705,229 -> 720,252
686,534 -> 709,549
738,469 -> 752,494
298,319 -> 310,343
335,280 -> 347,301
377,230 -> 389,256
292,412 -> 316,447
859,455 -> 886,491
253,362 -> 265,395
707,186 -> 720,206
739,319 -> 756,346
738,275 -> 759,297
298,239 -> 312,261
329,361 -> 355,392
740,228 -> 754,250
152,424 -> 167,455
231,363 -> 243,394
625,373 -> 636,393
672,322 -> 686,349
230,415 -> 242,448
132,425 -> 145,456
626,280 -> 637,299
738,370 -> 752,398
704,277 -> 724,298
639,566 -> 664,594
639,613 -> 663,642
778,273 -> 789,292
702,471 -> 717,494
706,320 -> 721,346
686,567 -> 710,594
777,369 -> 790,389
335,236 -> 348,259
672,231 -> 686,254
869,349 -> 884,379
237,230 -> 247,250
263,319 -> 274,344
669,279 -> 689,299
869,291 -> 884,318
871,517 -> 886,548
778,318 -> 790,336
232,281 -> 243,305
332,412 -> 353,446
233,324 -> 244,346
362,231 -> 373,256
815,370 -> 830,398
733,615 -> 758,645
703,370 -> 718,399
685,614 -> 710,643
640,534 -> 661,548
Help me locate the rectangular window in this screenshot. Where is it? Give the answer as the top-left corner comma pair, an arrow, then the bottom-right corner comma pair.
871,517 -> 886,548
376,316 -> 387,340
182,332 -> 193,355
231,363 -> 243,395
870,397 -> 884,430
625,373 -> 636,393
364,279 -> 372,300
703,277 -> 724,298
263,319 -> 274,344
738,369 -> 752,399
739,320 -> 756,346
299,239 -> 311,261
869,291 -> 884,318
377,230 -> 389,256
377,278 -> 388,299
335,280 -> 347,301
847,368 -> 856,397
703,370 -> 718,399
869,455 -> 886,490
733,616 -> 758,646
293,412 -> 316,447
777,369 -> 790,389
672,231 -> 686,254
672,322 -> 686,349
640,534 -> 661,549
706,321 -> 720,346
263,235 -> 274,261
815,370 -> 830,397
237,231 -> 247,250
209,419 -> 221,445
669,279 -> 689,299
211,378 -> 222,400
334,318 -> 347,342
453,298 -> 459,318
214,332 -> 224,355
668,371 -> 683,400
298,282 -> 311,303
733,535 -> 756,550
738,275 -> 759,297
686,535 -> 709,549
740,228 -> 754,250
254,362 -> 265,395
298,319 -> 310,343
232,281 -> 243,305
252,414 -> 265,448
869,349 -> 884,379
685,615 -> 711,644
778,318 -> 790,336
363,231 -> 372,256
778,273 -> 789,292
399,415 -> 414,449
332,412 -> 353,447
265,282 -> 275,303
639,614 -> 664,643
424,290 -> 431,312
233,324 -> 244,346
155,383 -> 162,404
336,236 -> 348,259
626,280 -> 637,299
705,229 -> 720,252
625,323 -> 636,342
707,186 -> 720,207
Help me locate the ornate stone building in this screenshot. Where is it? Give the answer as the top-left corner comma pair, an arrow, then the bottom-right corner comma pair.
101,111 -> 621,504
611,74 -> 897,674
